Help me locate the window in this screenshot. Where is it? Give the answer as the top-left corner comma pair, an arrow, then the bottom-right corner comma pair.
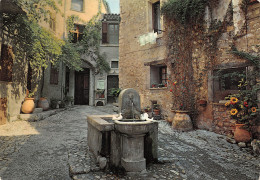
0,44 -> 13,82
111,61 -> 119,68
160,66 -> 167,85
150,65 -> 167,88
213,67 -> 246,102
70,24 -> 84,43
71,0 -> 83,12
50,64 -> 59,85
152,1 -> 161,34
102,22 -> 119,44
49,15 -> 56,32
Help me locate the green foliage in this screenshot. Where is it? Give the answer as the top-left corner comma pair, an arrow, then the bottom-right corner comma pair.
109,88 -> 121,97
225,79 -> 259,129
58,41 -> 83,71
161,0 -> 207,25
62,14 -> 111,73
231,46 -> 260,67
3,0 -> 63,70
14,0 -> 61,21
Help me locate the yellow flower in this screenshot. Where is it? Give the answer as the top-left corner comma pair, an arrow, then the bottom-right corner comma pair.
240,105 -> 244,109
230,109 -> 238,115
230,97 -> 238,104
251,107 -> 257,113
225,102 -> 230,106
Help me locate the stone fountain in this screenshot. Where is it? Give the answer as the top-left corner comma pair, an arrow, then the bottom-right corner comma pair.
87,88 -> 158,173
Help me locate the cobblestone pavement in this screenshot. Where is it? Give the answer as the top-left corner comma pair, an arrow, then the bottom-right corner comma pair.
0,105 -> 259,180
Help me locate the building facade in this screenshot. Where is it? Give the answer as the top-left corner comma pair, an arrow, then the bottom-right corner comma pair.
119,0 -> 260,137
0,0 -> 110,124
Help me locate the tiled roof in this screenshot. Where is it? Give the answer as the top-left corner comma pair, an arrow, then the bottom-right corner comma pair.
102,14 -> 120,22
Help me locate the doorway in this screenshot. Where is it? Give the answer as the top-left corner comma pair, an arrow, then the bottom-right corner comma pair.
75,69 -> 90,105
107,75 -> 119,103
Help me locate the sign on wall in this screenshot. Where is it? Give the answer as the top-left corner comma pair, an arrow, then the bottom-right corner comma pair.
97,80 -> 105,90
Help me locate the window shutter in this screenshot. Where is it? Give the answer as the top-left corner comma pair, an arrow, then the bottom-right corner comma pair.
102,22 -> 108,43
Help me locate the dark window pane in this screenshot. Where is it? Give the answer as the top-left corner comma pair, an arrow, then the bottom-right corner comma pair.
111,61 -> 119,68
153,1 -> 161,34
108,24 -> 119,44
50,64 -> 59,85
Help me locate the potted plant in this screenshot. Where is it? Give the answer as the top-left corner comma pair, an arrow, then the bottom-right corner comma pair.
143,106 -> 151,112
95,89 -> 105,99
59,100 -> 66,108
64,96 -> 74,106
109,88 -> 121,102
151,83 -> 157,88
225,78 -> 259,143
153,104 -> 160,115
21,89 -> 36,114
198,99 -> 207,107
50,98 -> 59,109
37,97 -> 49,111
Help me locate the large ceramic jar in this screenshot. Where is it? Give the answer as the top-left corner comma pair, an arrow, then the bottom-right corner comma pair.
21,98 -> 35,114
234,123 -> 251,143
37,97 -> 49,111
172,110 -> 193,131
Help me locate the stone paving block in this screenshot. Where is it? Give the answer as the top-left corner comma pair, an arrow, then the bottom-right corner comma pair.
33,108 -> 43,114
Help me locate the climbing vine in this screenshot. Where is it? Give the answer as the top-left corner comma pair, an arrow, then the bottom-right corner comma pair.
161,0 -> 233,119
3,0 -> 63,70
61,14 -> 110,73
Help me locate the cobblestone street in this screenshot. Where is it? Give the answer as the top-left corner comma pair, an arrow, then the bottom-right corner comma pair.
0,105 -> 259,180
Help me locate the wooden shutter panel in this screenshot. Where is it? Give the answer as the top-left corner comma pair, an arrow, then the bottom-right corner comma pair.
102,22 -> 108,43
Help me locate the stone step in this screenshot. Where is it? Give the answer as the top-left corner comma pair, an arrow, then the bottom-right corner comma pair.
33,108 -> 43,114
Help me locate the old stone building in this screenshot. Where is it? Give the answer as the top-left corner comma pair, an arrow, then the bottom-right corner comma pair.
0,0 -> 109,124
119,0 -> 259,137
41,0 -> 109,106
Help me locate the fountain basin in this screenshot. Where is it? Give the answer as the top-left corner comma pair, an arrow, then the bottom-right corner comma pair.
87,115 -> 158,172
114,119 -> 156,172
115,119 -> 155,135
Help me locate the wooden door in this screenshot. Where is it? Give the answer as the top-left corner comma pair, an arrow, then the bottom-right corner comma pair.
75,69 -> 90,105
0,98 -> 7,125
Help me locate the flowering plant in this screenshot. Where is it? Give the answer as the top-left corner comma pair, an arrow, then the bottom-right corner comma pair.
225,79 -> 259,128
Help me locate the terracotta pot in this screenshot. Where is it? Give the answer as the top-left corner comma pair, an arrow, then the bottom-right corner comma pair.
234,124 -> 251,143
198,100 -> 207,107
153,109 -> 160,115
171,110 -> 193,131
37,98 -> 49,111
21,98 -> 35,114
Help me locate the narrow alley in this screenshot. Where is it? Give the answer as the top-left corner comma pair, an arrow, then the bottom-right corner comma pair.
0,105 -> 259,180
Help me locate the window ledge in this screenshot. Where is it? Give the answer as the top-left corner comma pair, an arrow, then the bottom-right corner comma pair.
100,44 -> 119,47
156,33 -> 163,39
150,87 -> 167,90
70,9 -> 85,13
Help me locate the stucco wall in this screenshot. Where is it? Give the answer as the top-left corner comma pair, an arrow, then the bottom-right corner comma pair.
0,17 -> 28,121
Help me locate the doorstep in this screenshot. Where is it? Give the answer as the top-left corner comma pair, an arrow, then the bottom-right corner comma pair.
17,108 -> 67,122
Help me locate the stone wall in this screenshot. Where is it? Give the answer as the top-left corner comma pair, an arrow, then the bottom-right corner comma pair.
212,103 -> 236,136
119,0 -> 260,137
119,0 -> 172,118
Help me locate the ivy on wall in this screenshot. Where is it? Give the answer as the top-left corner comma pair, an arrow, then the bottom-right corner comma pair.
61,14 -> 111,73
161,0 -> 259,125
161,0 -> 233,117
